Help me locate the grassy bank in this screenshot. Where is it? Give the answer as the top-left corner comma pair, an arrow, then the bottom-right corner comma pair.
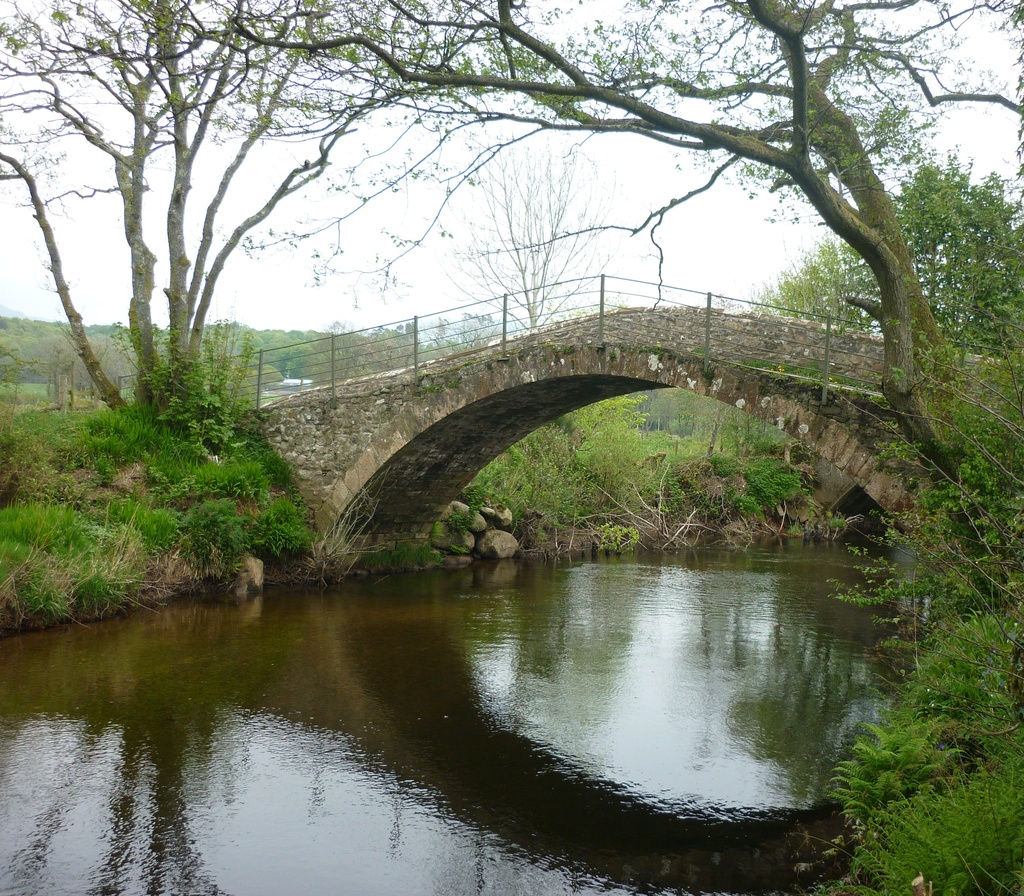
0,404 -> 317,632
823,347 -> 1024,895
0,391 -> 856,632
829,590 -> 1024,895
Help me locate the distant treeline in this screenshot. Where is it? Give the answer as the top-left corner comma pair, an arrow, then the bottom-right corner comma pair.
0,310 -> 504,394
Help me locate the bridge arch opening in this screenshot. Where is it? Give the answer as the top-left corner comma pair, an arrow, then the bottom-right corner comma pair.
357,375 -> 672,538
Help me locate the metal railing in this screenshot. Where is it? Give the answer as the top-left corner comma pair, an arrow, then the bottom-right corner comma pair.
247,274 -> 882,409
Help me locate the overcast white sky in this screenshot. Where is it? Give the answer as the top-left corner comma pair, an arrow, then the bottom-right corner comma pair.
1,51 -> 1019,333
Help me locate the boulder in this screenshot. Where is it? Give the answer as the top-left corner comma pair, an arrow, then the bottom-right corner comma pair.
431,525 -> 476,553
232,555 -> 264,597
442,500 -> 470,519
473,529 -> 519,560
480,504 -> 514,531
442,500 -> 487,533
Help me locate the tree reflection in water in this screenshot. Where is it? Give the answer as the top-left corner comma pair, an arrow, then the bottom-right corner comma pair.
0,544 -> 889,895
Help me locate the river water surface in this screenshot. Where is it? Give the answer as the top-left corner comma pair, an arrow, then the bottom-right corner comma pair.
0,543 -> 892,896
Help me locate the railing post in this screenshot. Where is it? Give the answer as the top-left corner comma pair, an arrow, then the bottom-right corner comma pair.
330,334 -> 338,410
598,274 -> 606,346
821,312 -> 832,405
413,315 -> 419,380
502,294 -> 508,353
255,349 -> 264,410
703,292 -> 713,374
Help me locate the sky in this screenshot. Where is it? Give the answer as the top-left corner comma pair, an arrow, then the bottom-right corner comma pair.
0,34 -> 1020,335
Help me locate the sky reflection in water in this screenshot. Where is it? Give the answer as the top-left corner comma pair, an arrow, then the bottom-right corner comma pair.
0,544 -> 889,895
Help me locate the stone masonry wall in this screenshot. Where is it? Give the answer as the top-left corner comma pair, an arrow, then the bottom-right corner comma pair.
262,305 -> 911,544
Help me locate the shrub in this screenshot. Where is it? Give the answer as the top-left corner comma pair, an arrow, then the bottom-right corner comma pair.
833,721 -> 952,830
473,396 -> 663,524
149,322 -> 254,455
743,457 -> 805,510
444,509 -> 474,534
473,424 -> 592,525
574,396 -> 657,498
596,522 -> 640,553
732,493 -> 762,517
179,499 -> 249,578
745,432 -> 786,457
903,613 -> 1024,745
249,498 -> 310,559
850,761 -> 1024,896
459,482 -> 488,514
707,453 -> 740,477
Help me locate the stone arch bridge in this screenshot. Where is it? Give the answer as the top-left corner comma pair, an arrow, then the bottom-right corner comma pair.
261,305 -> 915,544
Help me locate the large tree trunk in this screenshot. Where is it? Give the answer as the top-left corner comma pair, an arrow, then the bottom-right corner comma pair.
799,87 -> 945,448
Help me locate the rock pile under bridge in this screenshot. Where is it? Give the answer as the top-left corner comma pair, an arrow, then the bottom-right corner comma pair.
431,501 -> 519,559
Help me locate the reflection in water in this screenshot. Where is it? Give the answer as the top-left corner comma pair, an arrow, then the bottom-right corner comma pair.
467,554 -> 880,811
0,544 -> 889,895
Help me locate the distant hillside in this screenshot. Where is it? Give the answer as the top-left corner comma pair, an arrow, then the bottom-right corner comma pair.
0,304 -> 28,319
0,316 -> 421,388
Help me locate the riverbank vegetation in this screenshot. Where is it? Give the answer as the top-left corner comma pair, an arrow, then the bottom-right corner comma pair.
0,337 -> 849,633
821,336 -> 1024,896
468,392 -> 845,556
0,344 -> 316,632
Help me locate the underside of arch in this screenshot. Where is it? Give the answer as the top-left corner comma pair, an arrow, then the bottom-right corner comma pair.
358,375 -> 668,539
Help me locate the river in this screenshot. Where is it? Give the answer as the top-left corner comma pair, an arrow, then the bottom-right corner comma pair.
0,541 -> 894,896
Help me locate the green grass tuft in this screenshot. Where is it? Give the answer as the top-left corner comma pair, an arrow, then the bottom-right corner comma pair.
105,498 -> 181,551
0,503 -> 93,554
249,497 -> 309,559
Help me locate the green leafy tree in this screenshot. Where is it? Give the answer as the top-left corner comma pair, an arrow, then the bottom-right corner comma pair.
759,159 -> 1024,346
240,0 -> 1019,448
897,159 -> 1024,346
757,239 -> 877,333
0,0 -> 386,407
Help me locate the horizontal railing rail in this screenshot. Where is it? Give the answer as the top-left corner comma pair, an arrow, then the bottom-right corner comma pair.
246,273 -> 885,409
